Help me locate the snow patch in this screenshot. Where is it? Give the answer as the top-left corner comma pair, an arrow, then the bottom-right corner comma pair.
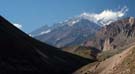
40,29 -> 51,35
68,19 -> 80,26
13,23 -> 22,29
71,20 -> 79,25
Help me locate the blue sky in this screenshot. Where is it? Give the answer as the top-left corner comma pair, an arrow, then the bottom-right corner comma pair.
0,0 -> 134,33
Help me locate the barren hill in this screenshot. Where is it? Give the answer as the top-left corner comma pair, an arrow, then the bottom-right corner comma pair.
0,16 -> 94,74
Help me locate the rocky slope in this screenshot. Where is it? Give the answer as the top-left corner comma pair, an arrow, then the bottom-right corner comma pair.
74,43 -> 135,74
0,16 -> 94,74
85,17 -> 135,51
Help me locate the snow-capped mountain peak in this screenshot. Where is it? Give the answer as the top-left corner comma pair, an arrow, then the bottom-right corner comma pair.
30,6 -> 128,38
78,6 -> 128,26
54,6 -> 128,27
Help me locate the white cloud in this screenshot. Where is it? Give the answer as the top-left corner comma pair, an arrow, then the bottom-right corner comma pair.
79,6 -> 128,26
13,23 -> 22,29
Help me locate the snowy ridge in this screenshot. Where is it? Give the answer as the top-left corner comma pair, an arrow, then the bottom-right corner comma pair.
78,6 -> 128,26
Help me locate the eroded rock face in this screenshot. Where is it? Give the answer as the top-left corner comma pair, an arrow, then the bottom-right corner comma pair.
84,17 -> 135,51
103,38 -> 114,51
129,17 -> 134,25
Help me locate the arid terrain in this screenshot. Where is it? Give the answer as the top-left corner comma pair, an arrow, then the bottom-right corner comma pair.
1,16 -> 135,74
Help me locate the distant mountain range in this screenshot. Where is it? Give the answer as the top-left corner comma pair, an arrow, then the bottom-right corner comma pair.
30,13 -> 135,60
32,12 -> 122,48
30,13 -> 127,48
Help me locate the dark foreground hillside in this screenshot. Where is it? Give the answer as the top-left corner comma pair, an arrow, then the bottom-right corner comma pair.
0,16 -> 94,74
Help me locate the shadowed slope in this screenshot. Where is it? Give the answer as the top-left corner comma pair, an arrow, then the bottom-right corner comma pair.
0,16 -> 93,74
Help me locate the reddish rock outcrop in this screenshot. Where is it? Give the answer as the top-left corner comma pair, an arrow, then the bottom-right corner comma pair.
84,17 -> 135,51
